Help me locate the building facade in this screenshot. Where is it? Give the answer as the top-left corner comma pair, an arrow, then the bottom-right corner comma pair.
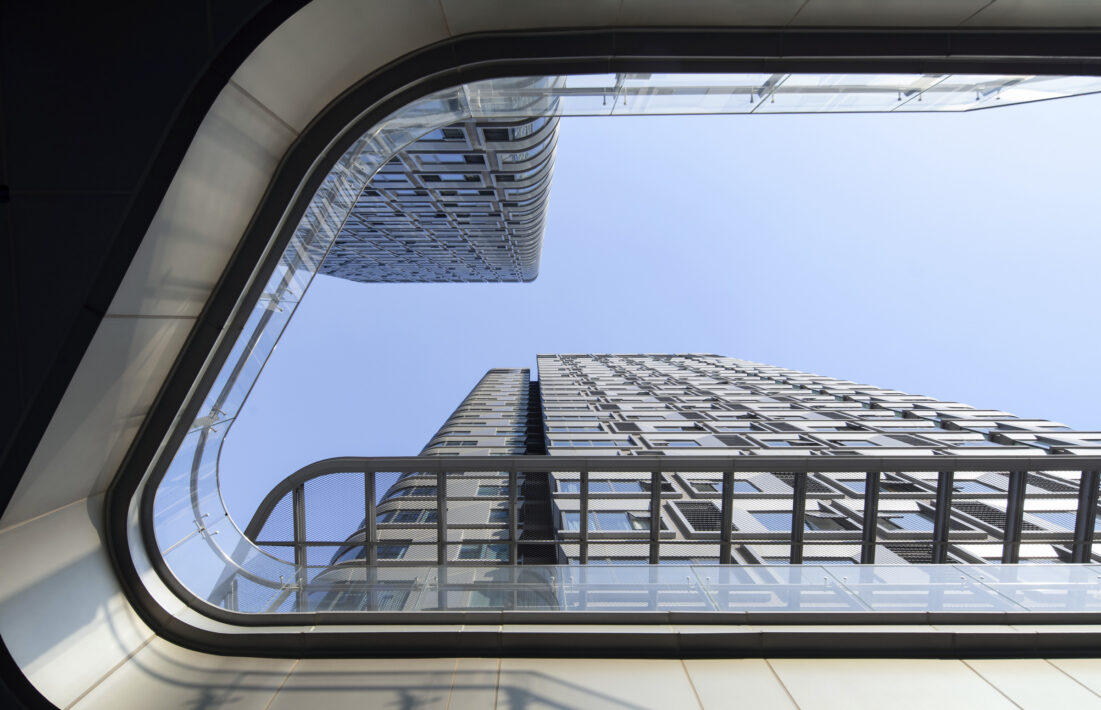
318,116 -> 558,283
302,353 -> 1100,578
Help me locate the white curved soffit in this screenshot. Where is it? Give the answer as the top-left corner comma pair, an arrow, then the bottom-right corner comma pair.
5,0 -> 1101,707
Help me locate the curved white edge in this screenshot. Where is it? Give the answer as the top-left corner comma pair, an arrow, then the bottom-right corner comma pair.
7,0 -> 1101,705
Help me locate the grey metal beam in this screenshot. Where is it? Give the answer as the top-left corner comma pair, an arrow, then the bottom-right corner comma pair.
509,470 -> 519,565
579,470 -> 589,565
648,470 -> 662,564
789,472 -> 807,565
246,455 -> 1101,533
932,471 -> 955,564
292,484 -> 307,612
436,470 -> 448,566
1002,470 -> 1028,564
1073,470 -> 1100,563
364,470 -> 377,566
719,469 -> 734,564
860,471 -> 881,564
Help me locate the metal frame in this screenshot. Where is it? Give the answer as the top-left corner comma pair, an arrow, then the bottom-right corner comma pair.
85,27 -> 1101,659
860,471 -> 882,564
1073,470 -> 1101,562
137,453 -> 1101,642
236,454 -> 1101,597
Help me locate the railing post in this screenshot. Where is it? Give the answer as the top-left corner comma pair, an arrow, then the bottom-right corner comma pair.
579,470 -> 589,565
648,470 -> 662,564
1001,470 -> 1027,564
1072,470 -> 1100,563
789,472 -> 807,565
436,469 -> 448,566
719,469 -> 735,564
932,471 -> 955,564
509,469 -> 519,565
860,471 -> 881,564
364,470 -> 377,566
292,484 -> 308,611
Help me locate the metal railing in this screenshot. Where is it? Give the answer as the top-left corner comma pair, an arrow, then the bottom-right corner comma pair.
202,454 -> 1101,615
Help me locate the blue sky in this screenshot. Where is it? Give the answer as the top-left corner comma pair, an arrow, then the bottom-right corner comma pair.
220,92 -> 1101,525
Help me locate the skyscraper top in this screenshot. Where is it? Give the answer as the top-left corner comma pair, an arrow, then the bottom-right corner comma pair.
319,116 -> 558,283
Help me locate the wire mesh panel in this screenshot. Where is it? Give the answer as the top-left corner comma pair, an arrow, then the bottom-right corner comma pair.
255,493 -> 294,542
256,544 -> 295,563
304,472 -> 366,543
731,471 -> 800,563
304,545 -> 346,569
580,470 -> 657,563
442,470 -> 512,564
375,469 -> 439,564
217,455 -> 1101,616
1018,470 -> 1090,563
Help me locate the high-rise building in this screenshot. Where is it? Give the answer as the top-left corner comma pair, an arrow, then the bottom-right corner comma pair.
296,353 -> 1099,580
318,116 -> 558,283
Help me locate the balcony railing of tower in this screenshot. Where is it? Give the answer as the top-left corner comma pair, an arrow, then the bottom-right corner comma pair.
159,454 -> 1101,619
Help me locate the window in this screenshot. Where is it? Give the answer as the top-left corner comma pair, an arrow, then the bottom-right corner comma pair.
838,477 -> 925,494
762,557 -> 856,565
953,480 -> 1000,494
1032,511 -> 1101,532
371,172 -> 408,182
651,439 -> 701,447
482,127 -> 510,141
477,485 -> 507,496
377,544 -> 409,559
562,512 -> 652,531
879,512 -> 936,532
554,438 -> 632,447
557,479 -> 650,493
761,438 -> 821,447
334,546 -> 363,564
549,426 -> 602,433
488,509 -> 510,523
689,480 -> 759,494
382,485 -> 436,500
752,512 -> 851,531
418,153 -> 467,163
420,127 -> 464,141
458,543 -> 509,561
377,509 -> 438,524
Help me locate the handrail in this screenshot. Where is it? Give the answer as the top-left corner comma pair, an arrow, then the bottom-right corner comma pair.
244,453 -> 1101,539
